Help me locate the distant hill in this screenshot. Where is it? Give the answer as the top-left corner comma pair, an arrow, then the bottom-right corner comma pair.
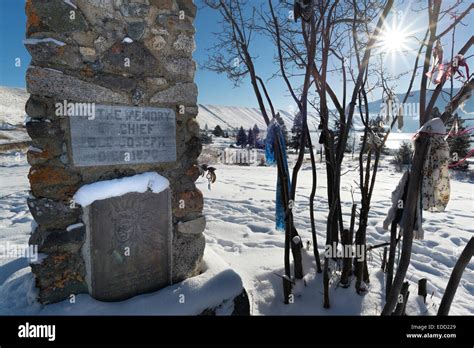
365,88 -> 474,133
0,87 -> 29,148
0,86 -> 29,127
0,86 -> 471,134
199,89 -> 473,133
197,104 -> 323,133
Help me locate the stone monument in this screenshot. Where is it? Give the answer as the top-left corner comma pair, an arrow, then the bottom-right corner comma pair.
25,0 -> 205,304
77,173 -> 173,302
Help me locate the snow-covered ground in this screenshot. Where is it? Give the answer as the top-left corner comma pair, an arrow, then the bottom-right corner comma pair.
196,152 -> 473,315
0,146 -> 472,315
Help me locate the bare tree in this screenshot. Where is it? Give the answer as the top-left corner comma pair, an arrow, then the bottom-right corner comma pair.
266,0 -> 320,276
204,0 -> 308,303
321,0 -> 394,307
382,0 -> 473,315
205,0 -> 473,314
353,20 -> 431,293
245,0 -> 394,307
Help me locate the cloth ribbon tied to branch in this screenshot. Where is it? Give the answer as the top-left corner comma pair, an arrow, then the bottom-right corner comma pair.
384,118 -> 452,240
381,90 -> 404,130
417,118 -> 451,213
265,118 -> 291,232
199,164 -> 216,191
427,39 -> 444,85
383,171 -> 425,240
427,45 -> 471,85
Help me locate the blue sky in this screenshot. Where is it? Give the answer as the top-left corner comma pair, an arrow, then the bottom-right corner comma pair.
0,0 -> 471,110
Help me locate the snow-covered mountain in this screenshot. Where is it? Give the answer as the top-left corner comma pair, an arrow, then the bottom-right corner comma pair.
199,89 -> 473,133
0,86 -> 29,127
0,86 -> 319,133
0,86 -> 472,135
365,88 -> 474,133
197,104 -> 323,132
0,87 -> 29,147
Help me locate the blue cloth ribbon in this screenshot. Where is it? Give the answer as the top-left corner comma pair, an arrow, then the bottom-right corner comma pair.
265,119 -> 291,231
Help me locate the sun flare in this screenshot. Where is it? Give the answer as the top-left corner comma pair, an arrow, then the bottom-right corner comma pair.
380,25 -> 410,53
374,13 -> 427,68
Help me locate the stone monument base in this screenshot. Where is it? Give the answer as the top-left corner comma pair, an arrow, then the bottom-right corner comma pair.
1,249 -> 250,316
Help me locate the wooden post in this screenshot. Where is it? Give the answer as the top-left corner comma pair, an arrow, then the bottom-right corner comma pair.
340,229 -> 351,287
363,258 -> 370,283
306,128 -> 322,273
283,278 -> 292,305
418,278 -> 428,304
349,204 -> 357,255
291,226 -> 304,280
402,291 -> 410,316
382,247 -> 388,272
386,220 -> 398,298
393,281 -> 410,316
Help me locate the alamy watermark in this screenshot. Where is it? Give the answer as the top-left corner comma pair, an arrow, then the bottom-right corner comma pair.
217,148 -> 261,165
18,322 -> 55,342
55,100 -> 96,120
380,97 -> 420,119
325,242 -> 366,262
0,242 -> 38,262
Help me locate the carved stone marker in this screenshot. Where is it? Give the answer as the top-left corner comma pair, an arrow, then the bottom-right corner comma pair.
84,190 -> 172,301
69,105 -> 177,167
